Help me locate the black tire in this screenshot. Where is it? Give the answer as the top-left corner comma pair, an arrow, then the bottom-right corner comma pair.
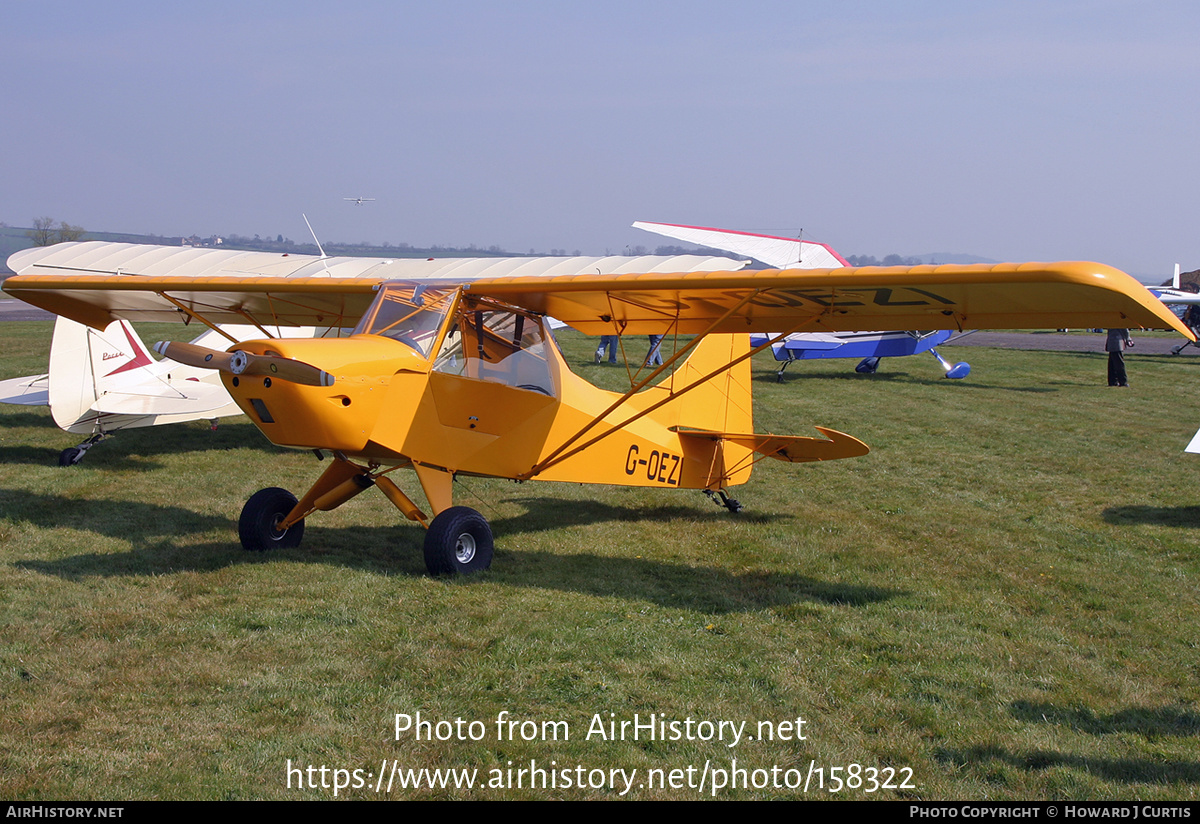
58,447 -> 82,467
239,487 -> 304,551
855,357 -> 880,375
423,506 -> 493,575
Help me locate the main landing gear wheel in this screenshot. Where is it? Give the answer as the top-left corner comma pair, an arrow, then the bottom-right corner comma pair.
423,506 -> 493,576
239,487 -> 305,551
855,357 -> 881,374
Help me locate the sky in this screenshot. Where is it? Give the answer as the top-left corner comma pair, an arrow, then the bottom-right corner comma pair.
3,1 -> 1199,279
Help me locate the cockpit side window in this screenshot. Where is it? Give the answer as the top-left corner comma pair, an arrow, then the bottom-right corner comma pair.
433,299 -> 555,396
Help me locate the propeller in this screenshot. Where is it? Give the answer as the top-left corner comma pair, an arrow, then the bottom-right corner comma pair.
154,341 -> 334,387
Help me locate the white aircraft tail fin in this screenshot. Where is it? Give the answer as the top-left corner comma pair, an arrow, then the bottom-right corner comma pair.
0,319 -> 167,426
1174,264 -> 1182,290
48,317 -> 160,431
46,317 -> 247,434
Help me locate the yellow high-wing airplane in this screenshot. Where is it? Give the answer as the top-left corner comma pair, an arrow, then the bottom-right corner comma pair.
0,241 -> 745,466
5,249 -> 1191,575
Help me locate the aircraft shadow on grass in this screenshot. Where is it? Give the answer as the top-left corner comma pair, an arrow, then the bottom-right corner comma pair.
1010,700 -> 1200,737
0,410 -> 60,428
1102,504 -> 1200,528
0,444 -> 147,468
10,491 -> 902,613
0,488 -> 229,545
749,370 -> 1060,393
1036,348 -> 1189,371
935,745 -> 1200,786
928,701 -> 1200,787
0,413 -> 292,468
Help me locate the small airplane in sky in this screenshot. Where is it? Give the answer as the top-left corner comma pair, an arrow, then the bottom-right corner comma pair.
634,221 -> 971,380
344,197 -> 376,205
6,245 -> 1191,576
0,241 -> 744,463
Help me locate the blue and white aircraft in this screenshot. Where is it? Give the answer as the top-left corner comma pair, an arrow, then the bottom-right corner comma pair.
749,329 -> 970,382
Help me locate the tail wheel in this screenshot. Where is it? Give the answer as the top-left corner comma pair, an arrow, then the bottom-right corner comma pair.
423,506 -> 493,575
239,487 -> 305,550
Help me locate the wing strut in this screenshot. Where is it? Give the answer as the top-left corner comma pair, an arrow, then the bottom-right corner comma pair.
525,288 -> 764,475
157,294 -> 241,344
523,307 -> 822,479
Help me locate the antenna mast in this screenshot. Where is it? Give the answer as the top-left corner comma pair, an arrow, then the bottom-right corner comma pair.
302,214 -> 332,274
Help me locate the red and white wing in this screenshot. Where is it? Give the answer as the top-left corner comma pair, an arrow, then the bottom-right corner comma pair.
633,221 -> 849,269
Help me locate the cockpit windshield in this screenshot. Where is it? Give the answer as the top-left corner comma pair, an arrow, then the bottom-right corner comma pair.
352,283 -> 458,357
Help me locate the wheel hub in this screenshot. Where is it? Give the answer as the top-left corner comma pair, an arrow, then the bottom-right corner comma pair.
454,532 -> 476,564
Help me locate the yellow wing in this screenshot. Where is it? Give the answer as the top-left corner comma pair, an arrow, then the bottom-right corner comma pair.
464,262 -> 1193,337
5,253 -> 1191,339
2,274 -> 380,329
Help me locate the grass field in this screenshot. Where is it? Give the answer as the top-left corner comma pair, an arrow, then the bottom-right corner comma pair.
0,322 -> 1197,800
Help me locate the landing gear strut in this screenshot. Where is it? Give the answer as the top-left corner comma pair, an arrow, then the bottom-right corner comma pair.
58,433 -> 108,466
930,348 -> 971,380
705,489 -> 744,513
236,462 -> 495,576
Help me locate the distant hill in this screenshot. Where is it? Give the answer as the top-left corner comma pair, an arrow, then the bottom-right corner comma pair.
1166,269 -> 1200,290
909,253 -> 1000,265
843,252 -> 1000,267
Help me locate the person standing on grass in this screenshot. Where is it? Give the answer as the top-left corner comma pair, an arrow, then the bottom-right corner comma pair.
595,334 -> 618,365
645,335 -> 664,367
1106,328 -> 1133,387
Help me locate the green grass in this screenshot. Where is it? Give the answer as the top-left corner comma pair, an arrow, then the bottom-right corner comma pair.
0,324 -> 1198,799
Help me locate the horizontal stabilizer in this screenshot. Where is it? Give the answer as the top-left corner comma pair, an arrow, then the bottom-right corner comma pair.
0,374 -> 50,406
673,425 -> 870,463
89,381 -> 235,416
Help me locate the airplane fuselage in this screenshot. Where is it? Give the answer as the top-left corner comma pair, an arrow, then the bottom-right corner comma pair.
220,282 -> 756,493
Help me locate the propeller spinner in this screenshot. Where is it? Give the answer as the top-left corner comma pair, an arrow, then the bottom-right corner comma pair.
154,341 -> 334,387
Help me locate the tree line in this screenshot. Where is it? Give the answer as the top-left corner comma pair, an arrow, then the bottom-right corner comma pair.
26,216 -> 85,246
